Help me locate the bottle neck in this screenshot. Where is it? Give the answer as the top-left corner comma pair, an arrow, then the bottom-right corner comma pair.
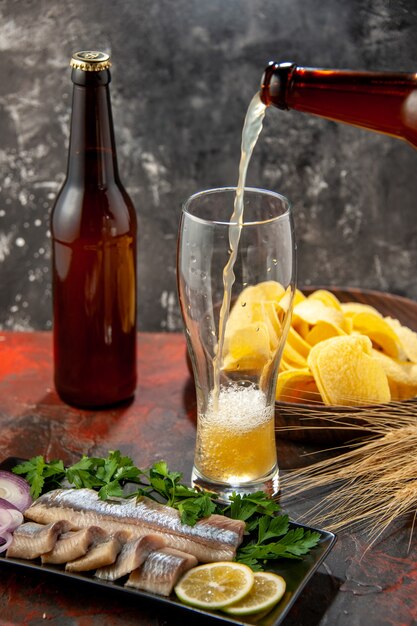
67,77 -> 119,186
261,62 -> 417,146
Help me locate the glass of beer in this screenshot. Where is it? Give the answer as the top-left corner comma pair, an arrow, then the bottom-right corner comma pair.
177,187 -> 295,501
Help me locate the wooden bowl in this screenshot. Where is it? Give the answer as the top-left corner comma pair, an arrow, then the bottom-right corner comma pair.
275,286 -> 417,444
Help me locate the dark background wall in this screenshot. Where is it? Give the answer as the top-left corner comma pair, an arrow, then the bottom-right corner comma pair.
1,0 -> 416,332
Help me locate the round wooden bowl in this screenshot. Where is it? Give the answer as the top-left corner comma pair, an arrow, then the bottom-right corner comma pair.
275,286 -> 417,444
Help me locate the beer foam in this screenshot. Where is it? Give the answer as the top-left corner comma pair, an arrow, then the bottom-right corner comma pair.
203,384 -> 273,432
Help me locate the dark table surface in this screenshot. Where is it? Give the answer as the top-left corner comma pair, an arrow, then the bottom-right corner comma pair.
0,328 -> 416,626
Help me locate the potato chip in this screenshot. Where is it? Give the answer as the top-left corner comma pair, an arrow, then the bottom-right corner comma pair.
308,289 -> 342,310
244,302 -> 279,351
266,301 -> 283,338
225,298 -> 255,331
280,341 -> 308,370
384,316 -> 417,363
293,299 -> 348,336
351,312 -> 400,358
229,281 -> 284,310
274,286 -> 295,324
276,368 -> 321,404
340,302 -> 382,318
307,335 -> 391,406
371,349 -> 417,400
286,327 -> 310,358
305,339 -> 332,405
225,284 -> 278,336
290,316 -> 310,340
223,322 -> 271,372
293,288 -> 306,306
245,281 -> 286,303
222,282 -> 287,372
305,320 -> 347,346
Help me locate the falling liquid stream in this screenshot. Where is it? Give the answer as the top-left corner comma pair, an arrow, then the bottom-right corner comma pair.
212,92 -> 267,406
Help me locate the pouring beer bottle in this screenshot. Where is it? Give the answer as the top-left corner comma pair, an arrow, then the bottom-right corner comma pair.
51,51 -> 137,408
261,62 -> 417,148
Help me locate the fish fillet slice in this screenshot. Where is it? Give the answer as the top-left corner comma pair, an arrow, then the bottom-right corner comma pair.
65,534 -> 124,572
95,534 -> 166,581
25,489 -> 245,562
125,548 -> 198,596
6,521 -> 71,560
41,526 -> 107,564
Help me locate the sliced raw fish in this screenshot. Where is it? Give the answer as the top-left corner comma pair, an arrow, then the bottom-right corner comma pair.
95,534 -> 166,581
125,547 -> 198,596
25,489 -> 245,562
41,526 -> 107,564
6,521 -> 71,560
65,534 -> 124,572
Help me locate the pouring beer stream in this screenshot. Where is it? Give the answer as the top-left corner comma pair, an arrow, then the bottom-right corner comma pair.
213,93 -> 267,405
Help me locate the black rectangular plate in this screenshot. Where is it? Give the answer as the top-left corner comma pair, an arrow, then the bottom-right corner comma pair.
0,457 -> 336,626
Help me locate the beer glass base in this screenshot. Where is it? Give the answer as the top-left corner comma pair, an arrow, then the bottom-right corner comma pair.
191,465 -> 280,503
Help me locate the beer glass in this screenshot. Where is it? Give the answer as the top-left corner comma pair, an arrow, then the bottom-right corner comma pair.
177,187 -> 295,501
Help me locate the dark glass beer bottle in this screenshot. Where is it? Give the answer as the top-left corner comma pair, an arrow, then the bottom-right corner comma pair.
261,62 -> 417,148
51,51 -> 137,408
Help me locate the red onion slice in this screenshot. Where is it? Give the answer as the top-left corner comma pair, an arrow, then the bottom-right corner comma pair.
0,471 -> 32,512
0,498 -> 24,532
0,509 -> 12,535
0,497 -> 19,511
0,531 -> 13,553
6,509 -> 24,532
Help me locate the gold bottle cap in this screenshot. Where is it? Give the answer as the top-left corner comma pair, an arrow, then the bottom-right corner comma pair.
70,51 -> 111,72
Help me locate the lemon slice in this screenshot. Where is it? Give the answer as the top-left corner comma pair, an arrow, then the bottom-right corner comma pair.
223,572 -> 286,616
174,562 -> 254,610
